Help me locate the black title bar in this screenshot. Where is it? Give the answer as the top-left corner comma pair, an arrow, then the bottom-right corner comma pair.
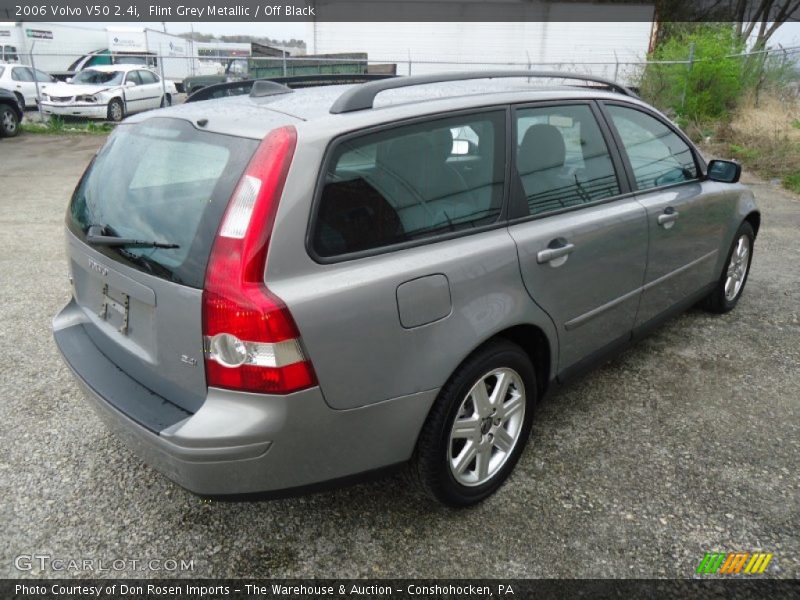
4,579 -> 800,600
0,0 -> 798,23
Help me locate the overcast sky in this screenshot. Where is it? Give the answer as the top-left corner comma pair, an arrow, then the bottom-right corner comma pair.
72,21 -> 800,47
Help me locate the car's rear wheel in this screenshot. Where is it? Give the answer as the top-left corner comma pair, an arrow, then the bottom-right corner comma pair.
700,221 -> 755,313
160,94 -> 172,108
411,339 -> 536,506
107,98 -> 124,122
0,105 -> 20,138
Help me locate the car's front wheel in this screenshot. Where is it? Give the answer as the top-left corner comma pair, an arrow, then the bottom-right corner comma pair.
700,221 -> 755,313
0,105 -> 20,138
411,339 -> 536,506
107,98 -> 124,122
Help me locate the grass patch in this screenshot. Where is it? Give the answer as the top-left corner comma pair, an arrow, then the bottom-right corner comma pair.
22,116 -> 114,135
782,173 -> 800,194
709,93 -> 800,195
729,143 -> 760,161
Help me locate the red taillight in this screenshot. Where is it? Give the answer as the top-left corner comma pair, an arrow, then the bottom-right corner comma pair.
202,125 -> 316,394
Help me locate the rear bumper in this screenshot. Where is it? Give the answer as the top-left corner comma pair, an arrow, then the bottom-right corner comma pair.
53,299 -> 437,495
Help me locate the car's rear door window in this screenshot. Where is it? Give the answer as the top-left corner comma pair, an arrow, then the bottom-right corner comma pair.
33,69 -> 53,82
312,110 -> 506,258
606,105 -> 698,191
515,104 -> 621,216
138,70 -> 158,84
68,118 -> 258,288
126,70 -> 143,86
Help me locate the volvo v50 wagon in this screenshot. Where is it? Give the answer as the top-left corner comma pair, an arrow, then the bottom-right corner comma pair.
53,72 -> 759,506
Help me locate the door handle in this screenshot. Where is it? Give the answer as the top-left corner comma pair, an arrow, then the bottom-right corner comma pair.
657,207 -> 680,227
537,241 -> 575,264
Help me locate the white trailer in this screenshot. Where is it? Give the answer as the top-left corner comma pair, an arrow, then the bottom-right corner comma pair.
99,27 -> 217,90
0,22 -> 106,72
305,2 -> 656,84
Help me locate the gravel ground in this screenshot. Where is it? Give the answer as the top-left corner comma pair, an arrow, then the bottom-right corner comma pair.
0,135 -> 797,579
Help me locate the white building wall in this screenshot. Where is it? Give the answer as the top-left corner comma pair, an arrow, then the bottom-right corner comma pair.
306,3 -> 654,83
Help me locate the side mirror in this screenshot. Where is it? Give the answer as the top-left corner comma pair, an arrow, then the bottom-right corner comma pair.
125,81 -> 136,88
706,159 -> 741,183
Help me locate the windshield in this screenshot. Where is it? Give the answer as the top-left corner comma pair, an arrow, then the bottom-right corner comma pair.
69,118 -> 258,287
72,69 -> 125,86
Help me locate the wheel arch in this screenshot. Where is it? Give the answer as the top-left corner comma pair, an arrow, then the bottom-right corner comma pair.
492,324 -> 552,400
744,210 -> 761,238
441,323 -> 554,403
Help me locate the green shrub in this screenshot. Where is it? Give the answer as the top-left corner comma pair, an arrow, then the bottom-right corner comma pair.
640,25 -> 746,122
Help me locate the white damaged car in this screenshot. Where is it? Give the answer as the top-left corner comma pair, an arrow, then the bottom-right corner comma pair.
41,64 -> 177,122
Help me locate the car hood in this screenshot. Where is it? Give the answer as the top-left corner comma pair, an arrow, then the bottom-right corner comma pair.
46,82 -> 119,96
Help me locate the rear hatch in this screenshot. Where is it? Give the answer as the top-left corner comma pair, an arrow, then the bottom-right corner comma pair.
66,117 -> 259,412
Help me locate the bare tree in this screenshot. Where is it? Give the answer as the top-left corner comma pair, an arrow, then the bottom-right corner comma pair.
730,0 -> 800,47
654,0 -> 800,48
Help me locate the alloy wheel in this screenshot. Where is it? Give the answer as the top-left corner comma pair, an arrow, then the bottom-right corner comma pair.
448,368 -> 526,487
1,109 -> 17,135
724,234 -> 750,301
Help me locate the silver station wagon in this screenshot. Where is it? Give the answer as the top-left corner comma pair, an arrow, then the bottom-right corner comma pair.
53,72 -> 759,506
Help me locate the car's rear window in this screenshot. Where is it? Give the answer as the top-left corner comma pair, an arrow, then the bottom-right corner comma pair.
68,118 -> 258,288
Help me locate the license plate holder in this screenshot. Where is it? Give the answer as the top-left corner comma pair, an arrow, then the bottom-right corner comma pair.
99,283 -> 130,335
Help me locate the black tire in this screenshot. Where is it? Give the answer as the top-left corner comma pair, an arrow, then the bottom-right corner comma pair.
14,92 -> 25,111
107,98 -> 124,122
700,221 -> 755,314
0,105 -> 20,138
160,94 -> 172,108
410,339 -> 537,506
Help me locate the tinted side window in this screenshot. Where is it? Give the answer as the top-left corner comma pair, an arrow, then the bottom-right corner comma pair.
607,105 -> 697,191
515,104 -> 620,215
11,67 -> 34,82
34,69 -> 53,82
139,70 -> 158,84
313,111 -> 506,258
126,71 -> 142,86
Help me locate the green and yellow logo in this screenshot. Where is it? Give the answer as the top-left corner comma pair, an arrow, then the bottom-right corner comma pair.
696,552 -> 773,575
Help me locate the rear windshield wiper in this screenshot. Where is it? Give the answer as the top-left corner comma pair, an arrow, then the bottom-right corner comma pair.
86,225 -> 179,249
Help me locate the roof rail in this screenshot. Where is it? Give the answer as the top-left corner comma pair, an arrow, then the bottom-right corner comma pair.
186,73 -> 396,104
329,70 -> 637,114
